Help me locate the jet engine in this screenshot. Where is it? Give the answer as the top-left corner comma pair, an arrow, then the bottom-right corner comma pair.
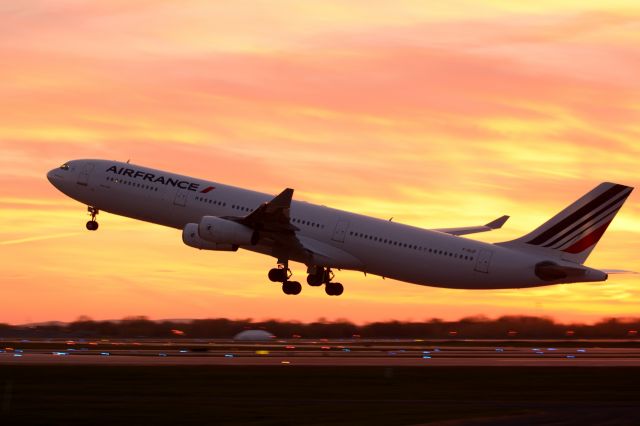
197,216 -> 256,246
182,223 -> 238,251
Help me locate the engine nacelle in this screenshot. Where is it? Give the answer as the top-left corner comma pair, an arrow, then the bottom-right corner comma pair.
198,216 -> 255,246
182,223 -> 238,251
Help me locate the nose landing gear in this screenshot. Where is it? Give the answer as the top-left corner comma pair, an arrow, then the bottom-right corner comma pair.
86,206 -> 99,231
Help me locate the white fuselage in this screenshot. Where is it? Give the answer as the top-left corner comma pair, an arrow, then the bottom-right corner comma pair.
47,159 -> 607,290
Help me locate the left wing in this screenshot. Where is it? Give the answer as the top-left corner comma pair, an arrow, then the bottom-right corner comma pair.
234,188 -> 298,234
225,188 -> 362,268
433,215 -> 509,236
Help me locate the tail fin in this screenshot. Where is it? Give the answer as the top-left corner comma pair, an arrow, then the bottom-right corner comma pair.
499,182 -> 633,264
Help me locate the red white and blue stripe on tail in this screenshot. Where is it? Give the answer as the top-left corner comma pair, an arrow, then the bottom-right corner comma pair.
501,182 -> 633,264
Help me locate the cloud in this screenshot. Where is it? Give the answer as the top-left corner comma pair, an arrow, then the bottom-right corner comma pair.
0,1 -> 639,323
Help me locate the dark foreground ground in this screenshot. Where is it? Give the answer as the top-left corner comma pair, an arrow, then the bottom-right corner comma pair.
1,366 -> 640,425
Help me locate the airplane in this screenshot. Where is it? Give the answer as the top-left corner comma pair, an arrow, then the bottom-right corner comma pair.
47,159 -> 633,296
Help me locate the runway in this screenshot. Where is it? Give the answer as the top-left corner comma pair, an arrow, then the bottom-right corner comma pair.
2,339 -> 640,366
3,340 -> 640,425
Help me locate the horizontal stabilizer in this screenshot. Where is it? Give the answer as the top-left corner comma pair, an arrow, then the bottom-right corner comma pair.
599,269 -> 638,275
434,215 -> 509,236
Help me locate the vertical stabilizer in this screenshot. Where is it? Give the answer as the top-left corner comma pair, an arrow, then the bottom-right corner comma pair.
499,182 -> 633,264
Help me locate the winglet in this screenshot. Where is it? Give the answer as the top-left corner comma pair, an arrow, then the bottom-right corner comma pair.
485,215 -> 509,230
269,188 -> 294,209
238,188 -> 296,232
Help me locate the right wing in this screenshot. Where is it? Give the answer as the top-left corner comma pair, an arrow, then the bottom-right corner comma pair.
433,215 -> 509,236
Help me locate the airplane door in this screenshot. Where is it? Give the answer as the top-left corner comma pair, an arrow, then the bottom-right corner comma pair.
174,190 -> 187,207
474,249 -> 493,273
331,220 -> 349,243
77,163 -> 94,186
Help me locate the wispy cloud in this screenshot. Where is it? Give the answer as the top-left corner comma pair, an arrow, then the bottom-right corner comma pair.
0,232 -> 81,246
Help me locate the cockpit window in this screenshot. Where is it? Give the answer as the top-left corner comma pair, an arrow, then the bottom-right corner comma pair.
60,163 -> 70,170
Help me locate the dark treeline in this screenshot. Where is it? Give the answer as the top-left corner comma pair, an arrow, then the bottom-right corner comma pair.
1,315 -> 640,339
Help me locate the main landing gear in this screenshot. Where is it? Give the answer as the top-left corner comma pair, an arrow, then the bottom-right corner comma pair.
86,206 -> 99,231
307,266 -> 343,296
268,262 -> 302,296
268,263 -> 344,296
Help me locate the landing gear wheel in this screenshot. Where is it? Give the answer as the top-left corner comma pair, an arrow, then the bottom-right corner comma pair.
86,206 -> 99,231
268,268 -> 289,283
307,267 -> 333,287
325,283 -> 344,296
307,273 -> 324,286
86,220 -> 99,231
282,281 -> 302,295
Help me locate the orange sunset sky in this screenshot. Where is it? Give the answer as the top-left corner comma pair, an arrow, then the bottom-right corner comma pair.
1,1 -> 639,325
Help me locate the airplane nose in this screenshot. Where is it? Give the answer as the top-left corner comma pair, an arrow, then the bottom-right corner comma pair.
47,169 -> 63,187
47,169 -> 56,183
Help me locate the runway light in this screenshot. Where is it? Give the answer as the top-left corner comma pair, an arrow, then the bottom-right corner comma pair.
179,349 -> 188,353
342,348 -> 351,352
15,349 -> 23,353
577,349 -> 587,353
158,353 -> 167,357
281,361 -> 291,365
422,355 -> 432,359
285,345 -> 296,349
566,355 -> 576,359
224,354 -> 234,358
100,352 -> 110,356
320,346 -> 330,350
256,350 -> 269,355
52,352 -> 68,356
495,348 -> 504,352
434,348 -> 441,352
547,348 -> 557,351
535,351 -> 544,355
13,354 -> 22,357
422,351 -> 431,354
